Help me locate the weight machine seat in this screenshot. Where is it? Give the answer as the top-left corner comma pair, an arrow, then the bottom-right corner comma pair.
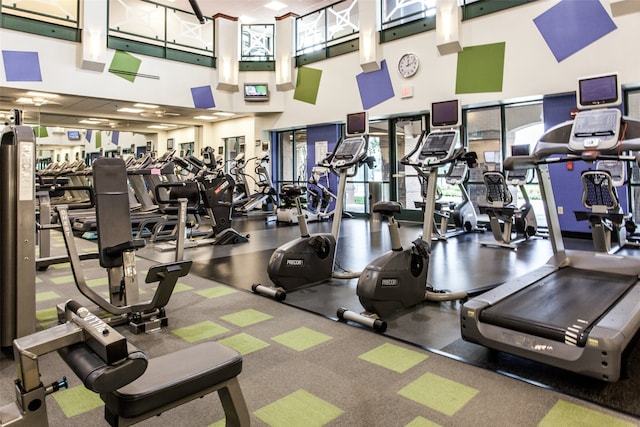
372,201 -> 402,216
101,341 -> 248,426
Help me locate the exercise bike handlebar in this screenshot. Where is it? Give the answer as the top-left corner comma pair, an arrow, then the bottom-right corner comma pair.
400,130 -> 427,165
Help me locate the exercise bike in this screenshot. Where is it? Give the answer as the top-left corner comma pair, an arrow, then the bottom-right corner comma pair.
253,134 -> 373,298
337,129 -> 477,331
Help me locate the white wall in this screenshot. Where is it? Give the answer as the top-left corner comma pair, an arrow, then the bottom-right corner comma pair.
1,0 -> 639,134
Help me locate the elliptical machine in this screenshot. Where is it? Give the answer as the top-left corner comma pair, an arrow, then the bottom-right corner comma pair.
253,131 -> 373,299
338,100 -> 476,331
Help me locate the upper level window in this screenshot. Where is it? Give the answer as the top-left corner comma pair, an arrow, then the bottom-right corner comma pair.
296,0 -> 359,56
241,24 -> 274,61
381,0 -> 436,30
108,0 -> 213,56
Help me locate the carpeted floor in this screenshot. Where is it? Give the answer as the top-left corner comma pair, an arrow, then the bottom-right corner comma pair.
1,224 -> 638,425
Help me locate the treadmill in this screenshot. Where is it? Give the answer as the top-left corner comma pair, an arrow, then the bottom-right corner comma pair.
461,82 -> 640,381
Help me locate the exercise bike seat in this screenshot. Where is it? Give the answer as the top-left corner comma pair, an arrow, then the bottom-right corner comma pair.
372,201 -> 402,216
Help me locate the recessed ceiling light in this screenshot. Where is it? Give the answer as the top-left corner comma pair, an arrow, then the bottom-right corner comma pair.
194,115 -> 218,120
148,125 -> 170,129
15,97 -> 33,104
117,107 -> 144,113
79,119 -> 103,124
214,112 -> 235,117
133,103 -> 159,109
265,1 -> 287,11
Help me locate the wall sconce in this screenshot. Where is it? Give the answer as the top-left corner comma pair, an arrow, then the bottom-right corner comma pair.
276,55 -> 295,90
358,3 -> 380,72
436,0 -> 462,55
216,56 -> 239,92
81,27 -> 107,71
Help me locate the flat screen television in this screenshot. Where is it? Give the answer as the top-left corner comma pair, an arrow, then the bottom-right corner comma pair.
431,99 -> 460,128
577,73 -> 620,109
67,130 -> 81,140
346,111 -> 368,136
244,83 -> 269,102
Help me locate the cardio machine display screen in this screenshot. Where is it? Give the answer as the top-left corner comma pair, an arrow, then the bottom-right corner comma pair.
419,132 -> 455,160
334,137 -> 365,160
578,74 -> 620,109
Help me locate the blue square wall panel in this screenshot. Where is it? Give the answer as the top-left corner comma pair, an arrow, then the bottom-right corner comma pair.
533,0 -> 617,62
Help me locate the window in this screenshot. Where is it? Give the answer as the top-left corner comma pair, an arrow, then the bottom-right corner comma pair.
295,0 -> 359,62
108,0 -> 214,65
241,25 -> 274,61
395,118 -> 425,212
504,102 -> 545,227
346,120 -> 390,214
276,130 -> 307,189
381,0 -> 436,30
627,90 -> 640,224
465,106 -> 502,215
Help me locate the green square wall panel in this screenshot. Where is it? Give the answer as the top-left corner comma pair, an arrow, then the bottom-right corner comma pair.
455,42 -> 505,94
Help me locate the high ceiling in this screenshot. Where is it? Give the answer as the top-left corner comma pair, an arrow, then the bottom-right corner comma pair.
0,0 -> 336,134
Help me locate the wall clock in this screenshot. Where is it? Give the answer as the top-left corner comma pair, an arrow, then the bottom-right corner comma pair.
398,53 -> 419,78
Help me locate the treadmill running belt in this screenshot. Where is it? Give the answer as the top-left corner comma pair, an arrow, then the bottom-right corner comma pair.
479,268 -> 637,346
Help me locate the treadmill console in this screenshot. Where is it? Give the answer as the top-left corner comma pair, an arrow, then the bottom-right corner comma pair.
330,135 -> 367,168
569,109 -> 621,153
506,169 -> 529,186
445,162 -> 468,185
415,130 -> 459,166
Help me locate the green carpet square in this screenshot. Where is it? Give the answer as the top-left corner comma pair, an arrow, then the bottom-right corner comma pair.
173,282 -> 194,293
218,333 -> 269,355
358,343 -> 428,373
87,277 -> 108,288
221,309 -> 273,327
36,291 -> 60,303
271,327 -> 332,351
36,307 -> 59,327
208,420 -> 225,427
172,320 -> 230,343
52,385 -> 103,417
51,262 -> 70,269
406,416 -> 442,427
254,389 -> 343,426
539,400 -> 636,427
35,276 -> 43,284
398,372 -> 478,416
196,286 -> 238,299
51,275 -> 74,285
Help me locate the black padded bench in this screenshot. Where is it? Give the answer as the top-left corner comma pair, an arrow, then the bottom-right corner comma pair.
101,341 -> 249,426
